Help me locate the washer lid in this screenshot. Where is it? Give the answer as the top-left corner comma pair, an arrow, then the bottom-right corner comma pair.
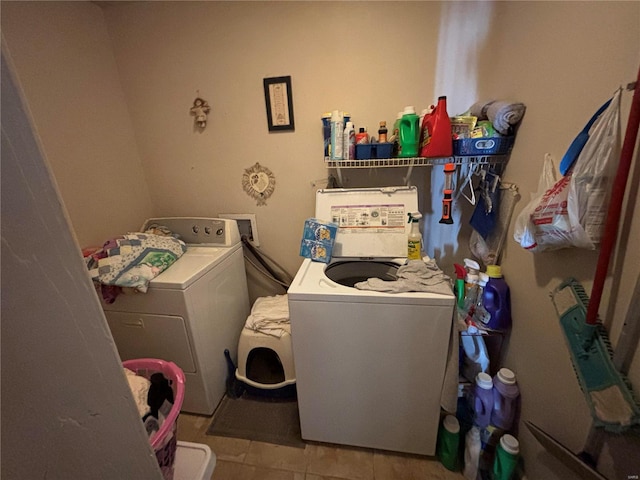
315,186 -> 418,258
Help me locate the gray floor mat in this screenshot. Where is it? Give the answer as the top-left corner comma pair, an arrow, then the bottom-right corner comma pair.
206,394 -> 305,448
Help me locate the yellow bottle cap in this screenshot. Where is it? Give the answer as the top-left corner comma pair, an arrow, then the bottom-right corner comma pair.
486,265 -> 502,278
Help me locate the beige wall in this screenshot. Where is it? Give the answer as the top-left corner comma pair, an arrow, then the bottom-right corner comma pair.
1,1 -> 154,248
1,49 -> 162,479
2,1 -> 639,478
478,3 -> 640,478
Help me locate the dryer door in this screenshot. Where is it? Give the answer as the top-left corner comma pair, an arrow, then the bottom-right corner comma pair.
106,311 -> 196,373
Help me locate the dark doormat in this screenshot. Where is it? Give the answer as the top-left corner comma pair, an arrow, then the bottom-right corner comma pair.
206,394 -> 306,448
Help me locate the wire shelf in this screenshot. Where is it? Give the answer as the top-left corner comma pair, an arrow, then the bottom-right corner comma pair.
324,155 -> 509,169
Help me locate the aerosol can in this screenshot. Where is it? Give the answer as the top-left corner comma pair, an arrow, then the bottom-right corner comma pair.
407,212 -> 422,260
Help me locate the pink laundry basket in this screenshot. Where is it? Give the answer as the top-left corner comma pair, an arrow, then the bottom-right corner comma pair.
123,358 -> 185,480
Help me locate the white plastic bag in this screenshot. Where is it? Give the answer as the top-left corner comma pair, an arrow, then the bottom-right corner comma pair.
513,153 -> 570,252
568,88 -> 621,247
514,90 -> 621,253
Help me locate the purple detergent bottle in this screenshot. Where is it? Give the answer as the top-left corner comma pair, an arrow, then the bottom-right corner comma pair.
473,372 -> 494,429
482,265 -> 511,331
491,368 -> 520,431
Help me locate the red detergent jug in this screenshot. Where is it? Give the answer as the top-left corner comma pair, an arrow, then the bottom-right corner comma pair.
419,96 -> 453,158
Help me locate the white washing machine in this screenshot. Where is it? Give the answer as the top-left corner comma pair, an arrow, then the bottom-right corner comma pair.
103,217 -> 250,415
287,187 -> 455,456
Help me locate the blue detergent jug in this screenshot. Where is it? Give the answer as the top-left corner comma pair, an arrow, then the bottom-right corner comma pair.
482,265 -> 511,331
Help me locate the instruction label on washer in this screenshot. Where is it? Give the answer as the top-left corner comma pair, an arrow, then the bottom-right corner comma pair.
331,204 -> 405,233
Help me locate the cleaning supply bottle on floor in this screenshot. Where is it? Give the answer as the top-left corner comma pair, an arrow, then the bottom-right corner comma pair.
399,106 -> 420,157
437,415 -> 460,471
463,426 -> 481,480
419,95 -> 452,158
473,371 -> 494,428
491,368 -> 520,431
482,265 -> 512,331
492,434 -> 520,480
407,212 -> 422,260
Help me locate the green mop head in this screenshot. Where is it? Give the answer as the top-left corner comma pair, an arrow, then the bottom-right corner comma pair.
551,278 -> 640,433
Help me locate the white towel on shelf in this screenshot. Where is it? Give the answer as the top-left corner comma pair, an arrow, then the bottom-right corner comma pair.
469,100 -> 526,135
244,294 -> 290,338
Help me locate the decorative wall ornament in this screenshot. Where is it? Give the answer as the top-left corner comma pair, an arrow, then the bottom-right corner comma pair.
263,76 -> 295,132
242,163 -> 275,206
190,97 -> 211,130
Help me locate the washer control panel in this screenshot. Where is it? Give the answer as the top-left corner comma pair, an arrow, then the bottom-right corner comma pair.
141,217 -> 241,246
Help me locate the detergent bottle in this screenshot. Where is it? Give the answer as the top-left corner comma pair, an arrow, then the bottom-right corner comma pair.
482,265 -> 512,331
437,415 -> 460,471
473,371 -> 494,428
493,434 -> 520,480
418,106 -> 434,155
419,96 -> 453,158
491,368 -> 520,431
399,106 -> 420,157
461,325 -> 490,383
407,212 -> 422,260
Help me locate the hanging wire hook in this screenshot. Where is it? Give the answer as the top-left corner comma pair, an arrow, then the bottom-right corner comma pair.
454,162 -> 477,205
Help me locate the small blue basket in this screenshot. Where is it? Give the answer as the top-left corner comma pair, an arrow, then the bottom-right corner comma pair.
453,136 -> 514,156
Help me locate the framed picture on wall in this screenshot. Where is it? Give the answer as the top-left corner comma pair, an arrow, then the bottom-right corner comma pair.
263,76 -> 295,132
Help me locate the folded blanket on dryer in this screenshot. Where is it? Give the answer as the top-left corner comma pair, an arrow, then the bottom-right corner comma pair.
244,294 -> 290,338
86,233 -> 187,301
354,259 -> 452,295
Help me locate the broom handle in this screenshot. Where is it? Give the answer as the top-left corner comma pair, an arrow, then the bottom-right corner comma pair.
586,66 -> 640,325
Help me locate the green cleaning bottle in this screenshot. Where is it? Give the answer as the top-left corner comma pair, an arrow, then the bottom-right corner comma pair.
407,212 -> 422,260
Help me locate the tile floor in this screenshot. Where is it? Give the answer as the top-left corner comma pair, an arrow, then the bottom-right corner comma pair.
177,412 -> 463,480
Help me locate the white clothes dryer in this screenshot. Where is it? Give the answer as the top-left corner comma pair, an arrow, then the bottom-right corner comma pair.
288,187 -> 455,456
103,218 -> 250,415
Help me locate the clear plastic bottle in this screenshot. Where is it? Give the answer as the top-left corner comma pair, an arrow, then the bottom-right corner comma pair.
473,272 -> 491,326
407,212 -> 422,260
